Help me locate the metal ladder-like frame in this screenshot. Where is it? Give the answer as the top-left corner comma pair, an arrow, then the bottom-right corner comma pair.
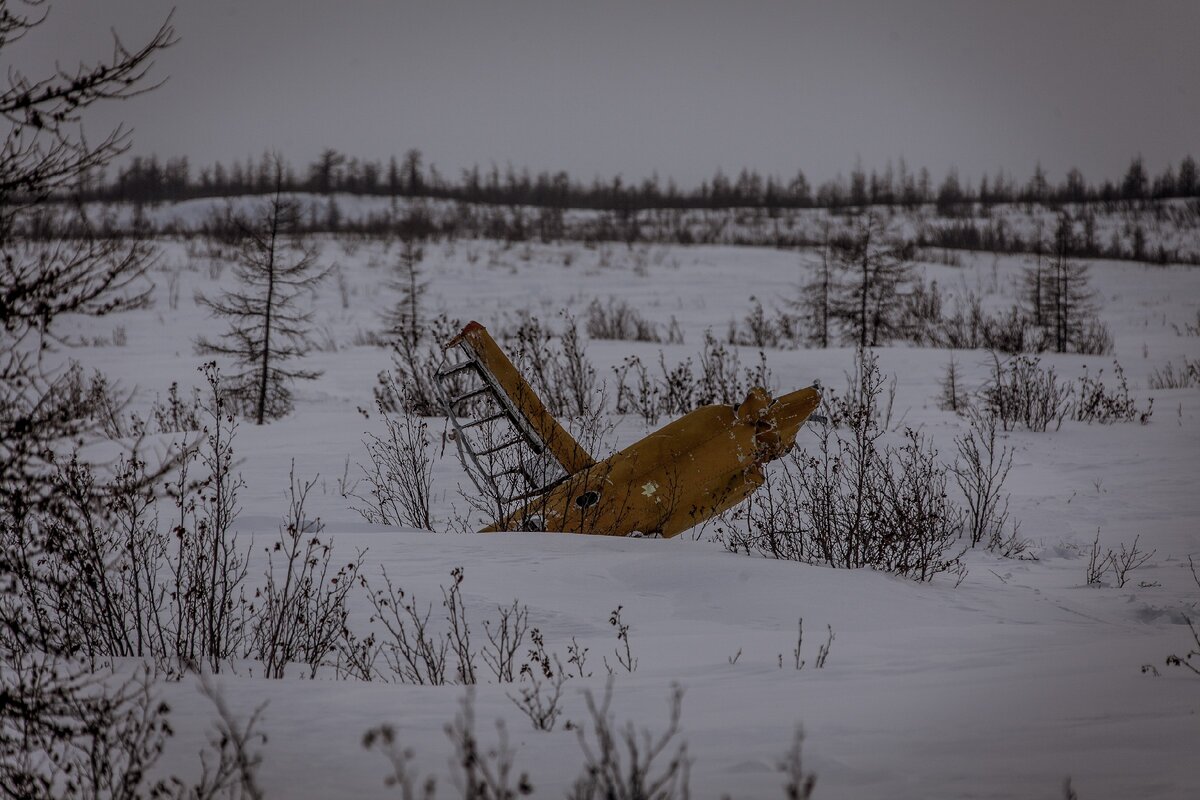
435,347 -> 562,506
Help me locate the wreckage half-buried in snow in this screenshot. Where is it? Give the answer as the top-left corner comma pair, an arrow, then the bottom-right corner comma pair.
436,321 -> 821,538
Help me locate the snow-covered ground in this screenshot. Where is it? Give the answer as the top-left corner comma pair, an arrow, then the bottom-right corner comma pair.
52,231 -> 1200,798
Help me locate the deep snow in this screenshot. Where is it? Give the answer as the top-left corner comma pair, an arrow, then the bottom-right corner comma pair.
48,219 -> 1200,798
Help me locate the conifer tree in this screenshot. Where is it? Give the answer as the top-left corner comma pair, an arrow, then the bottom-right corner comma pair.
1042,214 -> 1099,353
1178,156 -> 1197,197
1022,218 -> 1048,328
197,165 -> 329,423
381,236 -> 427,347
1121,156 -> 1148,200
939,355 -> 965,412
829,211 -> 912,348
796,221 -> 835,348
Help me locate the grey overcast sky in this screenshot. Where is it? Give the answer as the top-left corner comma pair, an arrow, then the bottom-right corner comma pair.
10,0 -> 1199,186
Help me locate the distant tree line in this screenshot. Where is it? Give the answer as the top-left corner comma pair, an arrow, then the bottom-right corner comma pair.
82,148 -> 1200,212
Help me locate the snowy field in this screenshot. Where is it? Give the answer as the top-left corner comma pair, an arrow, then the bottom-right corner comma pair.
51,224 -> 1200,798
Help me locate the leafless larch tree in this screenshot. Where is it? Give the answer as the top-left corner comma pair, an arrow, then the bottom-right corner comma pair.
197,164 -> 330,424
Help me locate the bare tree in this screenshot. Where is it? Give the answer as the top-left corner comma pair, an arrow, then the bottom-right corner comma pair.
1,2 -> 176,508
0,2 -> 175,211
0,0 -> 173,649
197,162 -> 330,423
1,3 -> 177,793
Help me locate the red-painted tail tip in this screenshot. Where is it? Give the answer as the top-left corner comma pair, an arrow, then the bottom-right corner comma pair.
446,320 -> 485,348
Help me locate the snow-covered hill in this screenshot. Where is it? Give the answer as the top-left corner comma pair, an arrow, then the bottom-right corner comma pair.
72,193 -> 1200,264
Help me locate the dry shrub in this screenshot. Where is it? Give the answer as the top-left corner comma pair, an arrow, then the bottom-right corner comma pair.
586,297 -> 662,342
501,312 -> 600,418
980,354 -> 1071,432
727,296 -> 798,349
613,331 -> 772,425
253,465 -> 363,679
1072,361 -> 1152,424
375,313 -> 465,416
343,567 -> 533,688
350,387 -> 434,530
723,350 -> 965,582
1148,358 -> 1199,390
952,409 -> 1016,551
364,690 -> 533,799
0,665 -> 172,799
980,354 -> 1152,431
569,681 -> 689,800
